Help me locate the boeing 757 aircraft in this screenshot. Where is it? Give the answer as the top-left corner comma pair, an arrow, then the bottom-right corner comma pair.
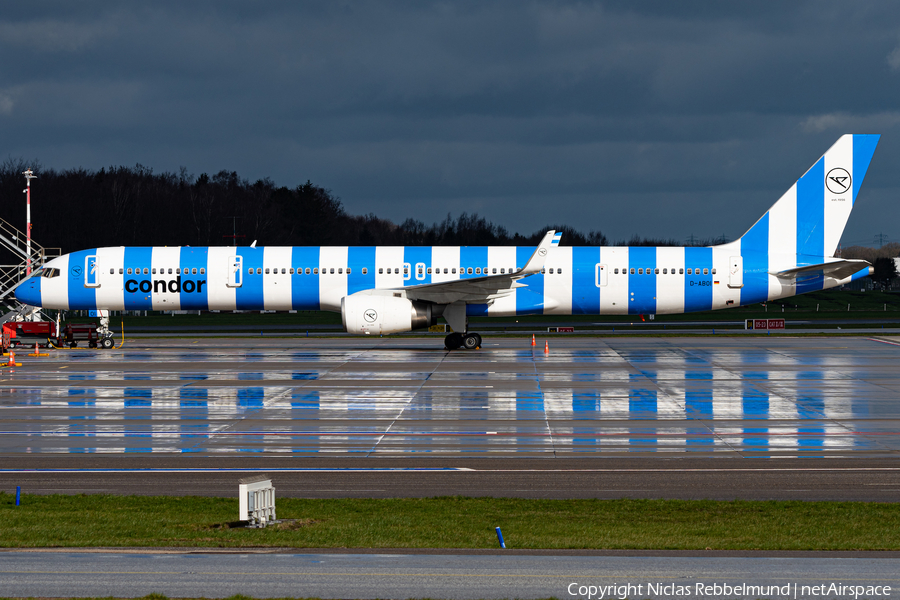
14,134 -> 879,350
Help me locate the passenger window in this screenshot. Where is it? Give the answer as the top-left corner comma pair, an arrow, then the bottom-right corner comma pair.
550,268 -> 555,274
444,268 -> 448,274
305,268 -> 311,274
313,268 -> 318,274
168,268 -> 173,274
191,268 -> 197,275
339,268 -> 343,274
638,268 -> 643,275
655,268 -> 659,274
541,267 -> 546,274
630,268 -> 635,275
687,268 -> 692,275
201,268 -> 206,275
452,268 -> 457,274
614,268 -> 619,274
500,268 -> 505,274
703,268 -> 709,275
362,268 -> 367,275
679,268 -> 684,274
152,268 -> 158,275
265,268 -> 270,274
110,268 -> 115,275
467,267 -> 473,274
378,268 -> 383,274
403,267 -> 408,275
427,267 -> 432,274
558,268 -> 563,274
418,268 -> 423,275
662,268 -> 667,274
119,268 -> 124,274
712,268 -> 716,274
290,268 -> 295,274
127,268 -> 133,275
330,268 -> 335,274
347,268 -> 351,274
143,268 -> 148,275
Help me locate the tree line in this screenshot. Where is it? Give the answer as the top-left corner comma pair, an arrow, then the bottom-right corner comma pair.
2,159 -> 882,261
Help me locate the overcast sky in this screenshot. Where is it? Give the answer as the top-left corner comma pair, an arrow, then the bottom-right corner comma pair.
2,1 -> 899,245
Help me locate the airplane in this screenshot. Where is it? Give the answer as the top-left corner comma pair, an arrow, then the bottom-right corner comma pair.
13,134 -> 880,350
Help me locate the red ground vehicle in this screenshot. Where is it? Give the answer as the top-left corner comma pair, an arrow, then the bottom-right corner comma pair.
1,321 -> 54,350
1,321 -> 114,350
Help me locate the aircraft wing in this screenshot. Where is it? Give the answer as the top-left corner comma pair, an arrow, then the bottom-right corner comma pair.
773,258 -> 872,281
399,230 -> 561,305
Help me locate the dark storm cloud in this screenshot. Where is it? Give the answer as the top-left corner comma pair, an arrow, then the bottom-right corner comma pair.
1,1 -> 899,244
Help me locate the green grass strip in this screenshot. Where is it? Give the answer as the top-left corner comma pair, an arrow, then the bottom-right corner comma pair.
1,493 -> 899,551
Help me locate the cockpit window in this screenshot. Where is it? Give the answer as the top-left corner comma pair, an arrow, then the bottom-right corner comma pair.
40,268 -> 60,279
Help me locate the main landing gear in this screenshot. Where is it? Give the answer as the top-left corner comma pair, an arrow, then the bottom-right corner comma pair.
444,332 -> 482,351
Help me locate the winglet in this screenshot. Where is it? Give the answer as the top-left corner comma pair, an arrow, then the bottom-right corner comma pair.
519,230 -> 559,276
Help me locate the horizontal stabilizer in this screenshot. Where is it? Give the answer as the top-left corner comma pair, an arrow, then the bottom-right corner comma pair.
774,259 -> 871,281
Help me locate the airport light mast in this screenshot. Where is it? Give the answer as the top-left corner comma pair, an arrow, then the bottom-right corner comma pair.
23,168 -> 37,276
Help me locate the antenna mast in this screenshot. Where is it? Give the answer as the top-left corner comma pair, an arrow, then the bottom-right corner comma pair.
23,168 -> 37,276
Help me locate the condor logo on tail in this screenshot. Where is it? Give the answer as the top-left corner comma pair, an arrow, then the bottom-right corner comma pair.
125,276 -> 207,294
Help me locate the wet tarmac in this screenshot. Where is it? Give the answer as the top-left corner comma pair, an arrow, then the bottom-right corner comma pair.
1,335 -> 899,458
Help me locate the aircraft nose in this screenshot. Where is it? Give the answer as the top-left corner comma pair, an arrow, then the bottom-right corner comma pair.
13,277 -> 41,306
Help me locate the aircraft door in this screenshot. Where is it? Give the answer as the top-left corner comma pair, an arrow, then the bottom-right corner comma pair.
595,264 -> 608,287
228,256 -> 243,287
85,255 -> 100,288
728,256 -> 743,288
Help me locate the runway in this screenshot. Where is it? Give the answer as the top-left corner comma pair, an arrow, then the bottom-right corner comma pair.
1,551 -> 897,599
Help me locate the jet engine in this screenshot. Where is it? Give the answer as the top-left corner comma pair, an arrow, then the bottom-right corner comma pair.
341,293 -> 436,335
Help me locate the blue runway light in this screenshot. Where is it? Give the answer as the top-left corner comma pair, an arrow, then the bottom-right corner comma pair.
15,486 -> 20,506
495,526 -> 506,549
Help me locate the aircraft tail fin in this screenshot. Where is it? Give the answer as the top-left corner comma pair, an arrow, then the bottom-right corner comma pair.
737,134 -> 879,262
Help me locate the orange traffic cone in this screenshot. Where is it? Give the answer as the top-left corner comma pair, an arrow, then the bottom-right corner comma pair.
7,351 -> 15,367
544,340 -> 549,354
531,334 -> 536,347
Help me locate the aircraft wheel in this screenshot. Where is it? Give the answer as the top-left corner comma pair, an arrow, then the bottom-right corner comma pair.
89,340 -> 97,349
69,341 -> 77,349
100,338 -> 114,350
444,332 -> 463,350
462,333 -> 480,350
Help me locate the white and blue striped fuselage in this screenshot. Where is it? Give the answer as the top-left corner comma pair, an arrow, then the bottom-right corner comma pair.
13,134 -> 882,327
19,243 -> 868,317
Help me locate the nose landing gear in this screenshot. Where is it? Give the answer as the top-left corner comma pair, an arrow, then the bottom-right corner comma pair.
444,332 -> 481,350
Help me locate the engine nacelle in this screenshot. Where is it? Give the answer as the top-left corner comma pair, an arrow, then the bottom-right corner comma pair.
341,293 -> 435,335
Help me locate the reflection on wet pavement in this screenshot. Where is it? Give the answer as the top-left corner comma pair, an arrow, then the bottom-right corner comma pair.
1,337 -> 898,457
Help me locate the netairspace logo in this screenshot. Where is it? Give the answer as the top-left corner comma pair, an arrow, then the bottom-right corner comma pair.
567,581 -> 892,599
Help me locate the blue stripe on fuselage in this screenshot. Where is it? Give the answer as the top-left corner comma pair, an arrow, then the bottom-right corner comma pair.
235,247 -> 264,310
628,247 -> 656,314
179,247 -> 209,310
572,247 -> 600,315
123,247 -> 153,311
740,214 -> 769,306
291,246 -> 320,310
460,246 -> 487,279
348,247 -> 376,295
66,249 -> 98,310
461,246 -> 489,315
516,246 -> 544,315
684,247 -> 713,312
